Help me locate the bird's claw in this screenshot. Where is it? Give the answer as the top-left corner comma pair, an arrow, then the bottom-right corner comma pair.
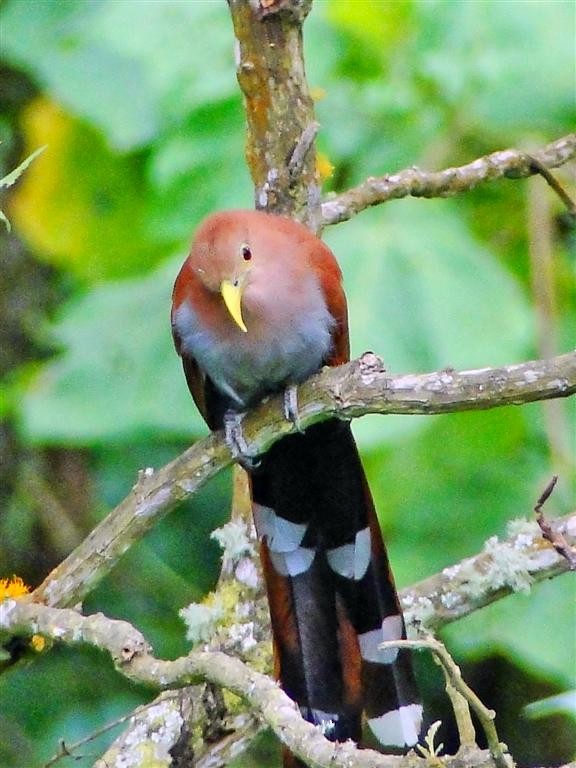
283,384 -> 304,432
224,411 -> 261,470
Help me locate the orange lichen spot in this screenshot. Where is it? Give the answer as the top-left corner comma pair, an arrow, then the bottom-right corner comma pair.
316,152 -> 334,182
310,86 -> 326,102
30,635 -> 46,652
0,575 -> 30,600
0,576 -> 46,653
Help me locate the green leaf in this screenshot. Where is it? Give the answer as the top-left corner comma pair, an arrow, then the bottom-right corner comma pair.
524,690 -> 576,719
444,576 -> 576,688
10,102 -> 164,281
0,2 -> 158,151
20,257 -> 202,444
416,0 -> 576,132
0,0 -> 236,151
364,406 -> 544,579
328,202 -> 532,372
93,1 -> 237,120
146,99 -> 251,243
326,202 -> 532,447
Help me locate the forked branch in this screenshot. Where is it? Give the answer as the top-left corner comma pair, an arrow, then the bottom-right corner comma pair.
321,133 -> 576,226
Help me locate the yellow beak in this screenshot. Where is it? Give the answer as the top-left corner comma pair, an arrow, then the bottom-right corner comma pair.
220,279 -> 248,333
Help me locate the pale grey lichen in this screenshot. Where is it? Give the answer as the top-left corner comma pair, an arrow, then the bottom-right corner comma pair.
228,620 -> 257,652
442,563 -> 462,580
211,520 -> 255,564
440,591 -> 463,610
235,556 -> 259,588
106,700 -> 184,767
506,517 -> 538,541
179,601 -> 223,644
235,601 -> 252,619
403,594 -> 436,629
467,533 -> 534,596
0,599 -> 17,629
523,370 -> 539,384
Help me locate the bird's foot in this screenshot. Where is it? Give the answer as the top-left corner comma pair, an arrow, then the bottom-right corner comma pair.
283,384 -> 304,433
224,410 -> 261,471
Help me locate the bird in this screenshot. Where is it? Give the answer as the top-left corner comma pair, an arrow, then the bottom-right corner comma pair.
171,209 -> 422,762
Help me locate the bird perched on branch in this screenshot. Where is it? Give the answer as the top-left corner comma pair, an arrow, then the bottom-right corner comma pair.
171,210 -> 422,762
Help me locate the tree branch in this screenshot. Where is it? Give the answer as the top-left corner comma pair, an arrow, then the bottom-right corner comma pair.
92,690 -> 194,768
0,599 -> 506,768
6,510 -> 573,766
402,513 -> 576,631
31,351 -> 576,609
321,133 -> 576,226
227,0 -> 321,228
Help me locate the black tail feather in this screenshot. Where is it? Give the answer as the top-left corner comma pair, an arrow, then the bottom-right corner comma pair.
250,420 -> 422,760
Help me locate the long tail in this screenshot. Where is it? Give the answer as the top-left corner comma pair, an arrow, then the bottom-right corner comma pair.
250,420 -> 422,762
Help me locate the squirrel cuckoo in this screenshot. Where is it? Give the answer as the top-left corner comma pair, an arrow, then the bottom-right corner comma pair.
171,210 -> 422,758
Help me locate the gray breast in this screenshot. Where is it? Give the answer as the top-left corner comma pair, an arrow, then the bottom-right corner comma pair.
174,300 -> 334,406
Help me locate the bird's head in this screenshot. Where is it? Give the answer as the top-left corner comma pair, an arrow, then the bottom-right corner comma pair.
182,209 -> 338,343
189,212 -> 257,333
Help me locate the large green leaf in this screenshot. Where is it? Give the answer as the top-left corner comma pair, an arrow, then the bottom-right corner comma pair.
366,405 -> 549,580
145,99 -> 251,243
20,258 -> 201,444
1,0 -> 236,151
1,1 -> 158,150
10,100 -> 164,280
93,0 -> 237,120
325,202 -> 532,446
416,0 -> 575,133
311,0 -> 574,152
327,202 -> 532,371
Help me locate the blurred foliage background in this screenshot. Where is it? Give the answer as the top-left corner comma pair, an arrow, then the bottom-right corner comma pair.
0,1 -> 574,766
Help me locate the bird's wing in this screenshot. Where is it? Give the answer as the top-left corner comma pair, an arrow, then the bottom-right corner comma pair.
306,238 -> 350,366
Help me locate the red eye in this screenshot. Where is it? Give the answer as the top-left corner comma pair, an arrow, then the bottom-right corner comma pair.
242,245 -> 252,261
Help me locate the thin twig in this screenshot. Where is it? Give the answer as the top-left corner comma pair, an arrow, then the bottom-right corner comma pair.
44,697 -> 167,767
527,156 -> 576,214
534,476 -> 559,515
534,477 -> 576,570
380,638 -> 513,768
443,681 -> 476,749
